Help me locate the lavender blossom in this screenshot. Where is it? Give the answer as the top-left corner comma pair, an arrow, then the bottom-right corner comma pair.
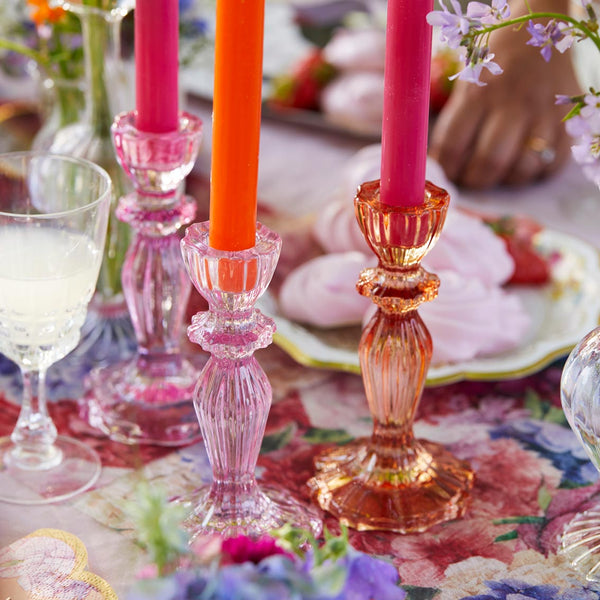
526,20 -> 574,61
466,0 -> 511,25
565,93 -> 600,186
451,46 -> 503,86
426,0 -> 473,49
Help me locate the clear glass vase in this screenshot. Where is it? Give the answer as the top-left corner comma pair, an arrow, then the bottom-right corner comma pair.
31,70 -> 86,153
47,0 -> 137,366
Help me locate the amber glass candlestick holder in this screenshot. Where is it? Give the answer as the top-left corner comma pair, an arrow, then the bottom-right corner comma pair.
308,179 -> 474,532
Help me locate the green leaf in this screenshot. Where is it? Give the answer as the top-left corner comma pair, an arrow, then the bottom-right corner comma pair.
493,515 -> 546,525
559,479 -> 590,489
538,484 -> 553,511
495,530 -> 519,542
402,585 -> 440,600
524,389 -> 567,425
303,427 -> 354,445
260,424 -> 295,454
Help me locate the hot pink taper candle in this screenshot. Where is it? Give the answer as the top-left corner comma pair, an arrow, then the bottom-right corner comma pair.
135,0 -> 179,133
380,0 -> 433,207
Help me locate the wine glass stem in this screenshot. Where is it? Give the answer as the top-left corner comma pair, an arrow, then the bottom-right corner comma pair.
9,368 -> 61,470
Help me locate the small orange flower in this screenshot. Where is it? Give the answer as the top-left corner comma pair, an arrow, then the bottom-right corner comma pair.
27,0 -> 65,26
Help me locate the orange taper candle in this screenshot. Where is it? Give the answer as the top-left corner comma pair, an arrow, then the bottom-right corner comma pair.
208,0 -> 265,251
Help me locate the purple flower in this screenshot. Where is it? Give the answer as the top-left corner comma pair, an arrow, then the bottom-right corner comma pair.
556,94 -> 575,105
565,93 -> 600,186
466,0 -> 510,25
462,578 -> 600,599
451,47 -> 503,86
526,20 -> 574,61
427,0 -> 510,49
333,553 -> 405,600
465,579 -> 560,599
427,0 -> 472,48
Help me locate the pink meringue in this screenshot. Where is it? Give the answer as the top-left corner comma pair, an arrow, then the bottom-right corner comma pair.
420,270 -> 531,365
320,72 -> 384,136
312,198 -> 369,254
279,252 -> 530,366
423,210 -> 515,287
278,251 -> 375,327
323,28 -> 386,72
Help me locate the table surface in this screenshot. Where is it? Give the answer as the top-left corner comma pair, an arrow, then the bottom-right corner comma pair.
2,88 -> 600,599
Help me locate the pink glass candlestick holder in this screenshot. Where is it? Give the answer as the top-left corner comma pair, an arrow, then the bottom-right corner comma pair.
308,180 -> 474,533
85,111 -> 204,446
180,221 -> 322,540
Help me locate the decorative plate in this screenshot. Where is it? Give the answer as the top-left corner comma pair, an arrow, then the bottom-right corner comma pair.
259,229 -> 600,385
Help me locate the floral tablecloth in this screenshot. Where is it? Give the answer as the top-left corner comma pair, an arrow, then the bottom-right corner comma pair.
2,341 -> 600,599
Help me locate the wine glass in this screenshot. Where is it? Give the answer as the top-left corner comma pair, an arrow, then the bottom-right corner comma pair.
0,152 -> 111,505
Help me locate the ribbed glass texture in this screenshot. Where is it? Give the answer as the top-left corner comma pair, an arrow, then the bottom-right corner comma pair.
112,112 -> 202,199
309,179 -> 474,533
180,222 -> 321,539
559,328 -> 600,581
85,112 -> 204,446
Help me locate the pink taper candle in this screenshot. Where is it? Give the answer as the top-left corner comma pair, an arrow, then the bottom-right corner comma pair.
380,0 -> 434,207
135,0 -> 179,133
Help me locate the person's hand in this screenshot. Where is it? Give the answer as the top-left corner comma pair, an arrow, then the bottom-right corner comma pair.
428,0 -> 582,189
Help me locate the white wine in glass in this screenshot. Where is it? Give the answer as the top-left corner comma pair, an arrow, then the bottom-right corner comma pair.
0,152 -> 111,504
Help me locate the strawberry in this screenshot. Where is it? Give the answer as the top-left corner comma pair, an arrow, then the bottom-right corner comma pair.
269,49 -> 337,111
483,215 -> 551,286
429,48 -> 461,113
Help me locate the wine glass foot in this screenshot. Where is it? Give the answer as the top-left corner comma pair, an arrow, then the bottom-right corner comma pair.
308,438 -> 474,532
85,354 -> 206,446
560,506 -> 600,582
177,484 -> 322,541
0,435 -> 101,505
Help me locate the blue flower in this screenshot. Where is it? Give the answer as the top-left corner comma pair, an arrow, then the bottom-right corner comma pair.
463,578 -> 561,599
461,578 -> 600,599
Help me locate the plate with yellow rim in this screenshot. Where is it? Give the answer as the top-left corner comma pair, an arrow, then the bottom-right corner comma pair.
258,229 -> 600,386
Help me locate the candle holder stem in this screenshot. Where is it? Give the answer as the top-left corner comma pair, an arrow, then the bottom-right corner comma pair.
180,222 -> 321,540
86,111 -> 205,446
309,180 -> 474,532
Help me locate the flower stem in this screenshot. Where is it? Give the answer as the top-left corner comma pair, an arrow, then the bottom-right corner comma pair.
0,39 -> 50,72
473,12 -> 600,53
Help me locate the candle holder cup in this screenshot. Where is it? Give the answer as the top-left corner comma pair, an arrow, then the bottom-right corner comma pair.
179,221 -> 322,540
86,111 -> 204,446
308,180 -> 474,532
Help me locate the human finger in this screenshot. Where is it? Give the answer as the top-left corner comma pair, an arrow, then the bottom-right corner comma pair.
429,84 -> 485,182
457,107 -> 529,189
